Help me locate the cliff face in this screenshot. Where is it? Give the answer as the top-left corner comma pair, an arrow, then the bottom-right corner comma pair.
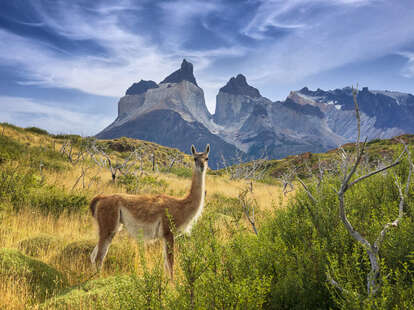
97,59 -> 414,168
288,87 -> 414,141
96,109 -> 239,169
96,60 -> 238,169
213,75 -> 345,160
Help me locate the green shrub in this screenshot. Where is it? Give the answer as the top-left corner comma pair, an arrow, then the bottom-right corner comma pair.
18,234 -> 61,257
253,153 -> 414,309
170,214 -> 272,309
28,145 -> 68,172
118,174 -> 168,194
0,135 -> 26,162
25,127 -> 49,135
0,134 -> 67,171
206,193 -> 242,222
0,164 -> 39,212
39,275 -> 142,309
54,239 -> 136,275
162,166 -> 192,178
0,248 -> 67,302
30,186 -> 88,216
0,122 -> 25,133
53,134 -> 82,144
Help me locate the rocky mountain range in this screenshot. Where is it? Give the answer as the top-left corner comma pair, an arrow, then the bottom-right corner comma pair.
96,59 -> 414,169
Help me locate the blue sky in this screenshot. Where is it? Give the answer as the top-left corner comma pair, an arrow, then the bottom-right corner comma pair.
0,0 -> 413,135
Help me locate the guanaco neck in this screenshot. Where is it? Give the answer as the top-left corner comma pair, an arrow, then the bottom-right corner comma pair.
186,166 -> 206,211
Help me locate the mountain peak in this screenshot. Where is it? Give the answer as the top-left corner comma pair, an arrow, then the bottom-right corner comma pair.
126,80 -> 159,95
220,74 -> 261,98
160,59 -> 198,86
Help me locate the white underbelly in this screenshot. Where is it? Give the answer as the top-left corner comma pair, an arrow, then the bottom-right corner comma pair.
120,207 -> 162,241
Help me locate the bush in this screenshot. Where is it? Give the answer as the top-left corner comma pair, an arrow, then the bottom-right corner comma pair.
53,134 -> 82,143
54,240 -> 136,276
0,164 -> 39,212
0,249 -> 67,302
0,134 -> 67,172
39,275 -> 141,309
118,174 -> 168,194
30,186 -> 88,216
18,234 -> 61,257
162,166 -> 192,178
25,127 -> 49,135
0,135 -> 26,162
169,214 -> 272,309
251,153 -> 414,309
206,193 -> 242,222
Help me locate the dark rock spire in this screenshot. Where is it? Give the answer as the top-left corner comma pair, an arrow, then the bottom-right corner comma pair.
160,59 -> 198,86
125,80 -> 158,95
220,74 -> 261,98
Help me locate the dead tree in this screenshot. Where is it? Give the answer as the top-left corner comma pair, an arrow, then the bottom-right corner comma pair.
167,153 -> 183,172
239,187 -> 258,235
59,140 -> 86,165
71,166 -> 91,191
151,153 -> 156,172
278,167 -> 297,196
298,87 -> 412,297
222,152 -> 268,181
88,142 -> 139,182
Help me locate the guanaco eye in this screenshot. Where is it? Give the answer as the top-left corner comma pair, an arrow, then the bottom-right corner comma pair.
205,157 -> 208,161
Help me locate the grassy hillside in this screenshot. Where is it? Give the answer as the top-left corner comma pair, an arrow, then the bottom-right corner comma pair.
0,122 -> 413,309
0,123 -> 288,309
216,134 -> 414,181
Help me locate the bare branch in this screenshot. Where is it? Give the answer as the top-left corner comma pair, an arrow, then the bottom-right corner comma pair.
239,189 -> 258,235
348,147 -> 406,189
331,88 -> 411,296
374,144 -> 412,250
327,272 -> 346,293
297,177 -> 316,203
278,167 -> 297,196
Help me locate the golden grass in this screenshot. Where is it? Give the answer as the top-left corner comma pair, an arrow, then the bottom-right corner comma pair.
0,171 -> 292,308
0,275 -> 32,310
0,124 -> 296,309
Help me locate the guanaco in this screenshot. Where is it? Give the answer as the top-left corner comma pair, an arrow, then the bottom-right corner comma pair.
89,144 -> 210,278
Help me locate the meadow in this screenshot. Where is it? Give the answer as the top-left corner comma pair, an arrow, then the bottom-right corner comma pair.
0,123 -> 413,309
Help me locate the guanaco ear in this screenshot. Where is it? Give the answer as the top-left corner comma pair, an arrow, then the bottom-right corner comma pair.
191,144 -> 196,155
205,144 -> 210,155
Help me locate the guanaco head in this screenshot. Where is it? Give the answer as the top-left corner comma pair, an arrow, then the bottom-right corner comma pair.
191,144 -> 210,173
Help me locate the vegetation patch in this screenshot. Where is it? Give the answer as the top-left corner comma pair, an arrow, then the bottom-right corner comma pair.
0,248 -> 67,302
18,234 -> 61,257
0,135 -> 26,162
24,127 -> 49,135
207,193 -> 242,221
30,186 -> 88,216
163,166 -> 192,178
54,240 -> 136,275
0,164 -> 38,212
39,275 -> 141,309
118,174 -> 168,194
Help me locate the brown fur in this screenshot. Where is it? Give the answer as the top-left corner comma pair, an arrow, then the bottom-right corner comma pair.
90,144 -> 210,278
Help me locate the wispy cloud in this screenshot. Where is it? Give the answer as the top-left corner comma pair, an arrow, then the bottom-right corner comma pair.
242,0 -> 376,40
399,52 -> 414,78
0,96 -> 113,135
240,1 -> 414,85
0,1 -> 177,97
0,0 -> 249,110
0,0 -> 413,120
